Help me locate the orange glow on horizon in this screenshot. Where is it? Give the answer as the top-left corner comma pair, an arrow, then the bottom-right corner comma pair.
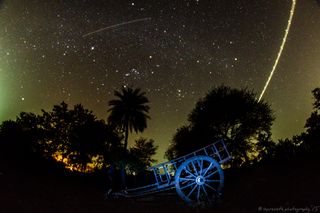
52,152 -> 104,173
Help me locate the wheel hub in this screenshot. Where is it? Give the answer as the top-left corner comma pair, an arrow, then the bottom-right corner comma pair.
196,176 -> 205,185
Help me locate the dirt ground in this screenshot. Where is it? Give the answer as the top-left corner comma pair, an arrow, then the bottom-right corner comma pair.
1,157 -> 320,213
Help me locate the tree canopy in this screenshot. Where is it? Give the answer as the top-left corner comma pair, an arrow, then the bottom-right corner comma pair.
301,87 -> 320,152
266,87 -> 320,163
166,86 -> 275,167
127,138 -> 158,174
305,88 -> 320,140
108,86 -> 150,151
0,102 -> 123,173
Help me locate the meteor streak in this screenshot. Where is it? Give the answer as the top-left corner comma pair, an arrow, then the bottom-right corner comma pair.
258,0 -> 296,102
82,17 -> 151,38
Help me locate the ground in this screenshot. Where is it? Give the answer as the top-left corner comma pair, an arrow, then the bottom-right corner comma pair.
1,156 -> 319,213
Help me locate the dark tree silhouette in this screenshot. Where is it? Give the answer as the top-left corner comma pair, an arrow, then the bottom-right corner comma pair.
0,113 -> 55,170
0,120 -> 24,163
265,88 -> 320,163
0,102 -> 123,174
166,86 -> 274,167
67,106 -> 107,172
128,138 -> 158,174
165,126 -> 195,160
107,86 -> 150,187
303,88 -> 320,150
39,102 -> 71,159
38,102 -> 121,172
108,87 -> 150,151
16,112 -> 42,156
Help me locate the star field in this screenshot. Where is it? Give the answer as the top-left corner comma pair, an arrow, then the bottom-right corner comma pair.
1,0 -> 320,161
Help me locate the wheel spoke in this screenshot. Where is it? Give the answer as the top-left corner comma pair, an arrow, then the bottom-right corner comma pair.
191,161 -> 198,176
187,184 -> 198,198
197,185 -> 201,202
198,159 -> 203,175
184,167 -> 196,178
202,163 -> 212,176
181,174 -> 194,184
175,156 -> 224,205
180,177 -> 195,185
181,181 -> 196,190
201,185 -> 208,198
204,183 -> 218,192
204,169 -> 218,178
180,177 -> 195,182
185,174 -> 194,179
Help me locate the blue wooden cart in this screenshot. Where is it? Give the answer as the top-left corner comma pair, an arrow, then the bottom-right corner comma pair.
111,139 -> 232,206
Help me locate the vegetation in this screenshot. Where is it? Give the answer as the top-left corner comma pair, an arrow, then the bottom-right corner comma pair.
127,138 -> 158,175
107,86 -> 151,187
107,86 -> 150,151
166,86 -> 275,167
0,87 -> 156,178
1,85 -> 320,191
269,87 -> 320,162
304,88 -> 320,146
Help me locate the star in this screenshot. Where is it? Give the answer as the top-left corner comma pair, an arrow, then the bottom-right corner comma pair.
0,0 -> 319,162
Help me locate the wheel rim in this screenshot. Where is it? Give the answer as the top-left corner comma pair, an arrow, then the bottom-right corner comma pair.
175,155 -> 224,206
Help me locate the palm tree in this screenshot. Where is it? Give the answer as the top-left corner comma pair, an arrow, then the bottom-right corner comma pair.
107,86 -> 150,188
107,86 -> 150,151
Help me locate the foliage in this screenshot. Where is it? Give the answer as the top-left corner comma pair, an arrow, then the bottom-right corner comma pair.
0,95 -> 156,178
266,87 -> 320,163
0,119 -> 26,162
107,86 -> 150,187
0,102 -> 122,173
127,138 -> 158,174
39,102 -> 123,172
108,86 -> 150,151
304,88 -> 320,146
0,113 -> 54,169
166,86 -> 275,167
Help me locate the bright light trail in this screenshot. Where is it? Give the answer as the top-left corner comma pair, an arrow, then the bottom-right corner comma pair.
258,0 -> 296,102
82,17 -> 151,38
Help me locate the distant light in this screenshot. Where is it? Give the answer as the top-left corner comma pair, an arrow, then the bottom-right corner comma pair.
21,97 -> 25,101
91,46 -> 95,50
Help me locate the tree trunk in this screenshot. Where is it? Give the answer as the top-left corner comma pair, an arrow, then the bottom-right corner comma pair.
124,123 -> 129,150
120,161 -> 126,189
121,122 -> 129,188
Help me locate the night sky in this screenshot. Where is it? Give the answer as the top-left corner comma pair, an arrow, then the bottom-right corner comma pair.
1,0 -> 320,161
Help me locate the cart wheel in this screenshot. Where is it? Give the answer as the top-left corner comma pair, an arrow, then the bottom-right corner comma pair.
175,155 -> 224,206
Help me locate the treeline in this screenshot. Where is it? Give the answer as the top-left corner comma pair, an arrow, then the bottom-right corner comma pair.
0,86 -> 319,181
0,87 -> 157,179
166,86 -> 320,167
269,88 -> 320,163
